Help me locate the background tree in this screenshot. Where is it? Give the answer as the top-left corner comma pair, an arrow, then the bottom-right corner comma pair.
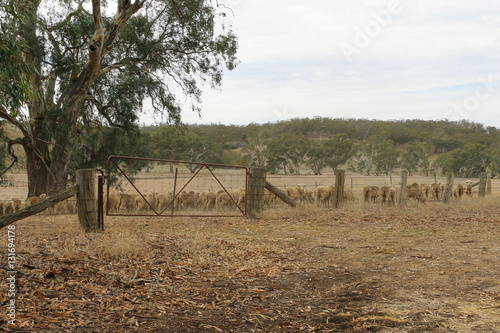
400,142 -> 432,176
150,125 -> 221,172
321,134 -> 354,172
0,0 -> 237,196
348,135 -> 384,176
305,140 -> 327,175
266,134 -> 308,175
241,129 -> 272,169
373,139 -> 400,176
434,143 -> 492,178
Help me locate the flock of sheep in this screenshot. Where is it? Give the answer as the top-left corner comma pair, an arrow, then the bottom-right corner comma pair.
0,180 -> 478,217
105,188 -> 247,213
263,184 -> 356,208
0,194 -> 77,216
362,181 -> 474,205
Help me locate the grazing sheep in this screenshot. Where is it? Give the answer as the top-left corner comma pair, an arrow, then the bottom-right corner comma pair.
4,202 -> 14,215
343,187 -> 356,202
264,190 -> 277,207
236,188 -> 246,207
106,193 -> 121,213
406,183 -> 426,202
465,181 -> 473,196
52,201 -> 67,214
156,192 -> 173,212
24,194 -> 47,208
199,191 -> 217,210
313,185 -> 333,207
12,198 -> 23,212
388,187 -> 397,205
136,192 -> 158,212
420,185 -> 431,201
285,185 -> 306,203
430,184 -> 441,201
378,185 -> 392,205
0,202 -> 5,216
119,193 -> 136,212
453,184 -> 464,199
362,185 -> 380,202
302,188 -> 314,204
176,191 -> 200,210
216,189 -> 240,211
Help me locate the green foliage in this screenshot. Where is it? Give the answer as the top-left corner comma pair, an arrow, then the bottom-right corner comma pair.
266,134 -> 309,175
141,118 -> 500,177
434,143 -> 493,178
241,129 -> 272,169
150,125 -> 222,170
70,126 -> 152,182
400,142 -> 433,176
0,0 -> 238,194
0,1 -> 35,111
320,134 -> 354,172
305,140 -> 327,175
349,135 -> 387,176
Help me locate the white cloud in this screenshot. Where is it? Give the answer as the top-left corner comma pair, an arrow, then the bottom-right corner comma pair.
142,1 -> 500,129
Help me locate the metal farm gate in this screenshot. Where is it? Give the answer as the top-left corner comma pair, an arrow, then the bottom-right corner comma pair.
106,156 -> 248,217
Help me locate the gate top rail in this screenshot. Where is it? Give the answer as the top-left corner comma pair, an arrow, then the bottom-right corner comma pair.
107,155 -> 248,171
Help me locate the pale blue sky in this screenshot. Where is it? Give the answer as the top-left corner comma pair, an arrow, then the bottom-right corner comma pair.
143,0 -> 500,128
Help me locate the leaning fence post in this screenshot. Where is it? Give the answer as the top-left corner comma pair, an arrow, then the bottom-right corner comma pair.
398,171 -> 408,205
76,169 -> 99,232
443,173 -> 454,203
247,168 -> 267,219
333,170 -> 345,209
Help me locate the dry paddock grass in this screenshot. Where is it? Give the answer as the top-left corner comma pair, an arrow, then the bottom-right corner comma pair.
0,194 -> 499,332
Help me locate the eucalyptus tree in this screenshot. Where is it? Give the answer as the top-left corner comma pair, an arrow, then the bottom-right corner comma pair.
0,0 -> 238,196
266,134 -> 309,175
321,133 -> 354,172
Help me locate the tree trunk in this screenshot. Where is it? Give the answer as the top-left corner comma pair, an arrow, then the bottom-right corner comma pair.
25,145 -> 51,197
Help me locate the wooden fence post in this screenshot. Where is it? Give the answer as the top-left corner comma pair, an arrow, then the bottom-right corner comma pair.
479,172 -> 487,197
247,168 -> 267,219
97,175 -> 104,231
76,169 -> 99,232
333,170 -> 345,209
443,173 -> 454,203
398,171 -> 408,205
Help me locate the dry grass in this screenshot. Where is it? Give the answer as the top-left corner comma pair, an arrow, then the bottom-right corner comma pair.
1,176 -> 499,331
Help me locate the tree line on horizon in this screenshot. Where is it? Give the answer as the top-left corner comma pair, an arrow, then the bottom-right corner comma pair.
137,117 -> 499,178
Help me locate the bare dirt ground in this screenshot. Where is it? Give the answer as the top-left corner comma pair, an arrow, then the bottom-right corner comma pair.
1,195 -> 499,332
